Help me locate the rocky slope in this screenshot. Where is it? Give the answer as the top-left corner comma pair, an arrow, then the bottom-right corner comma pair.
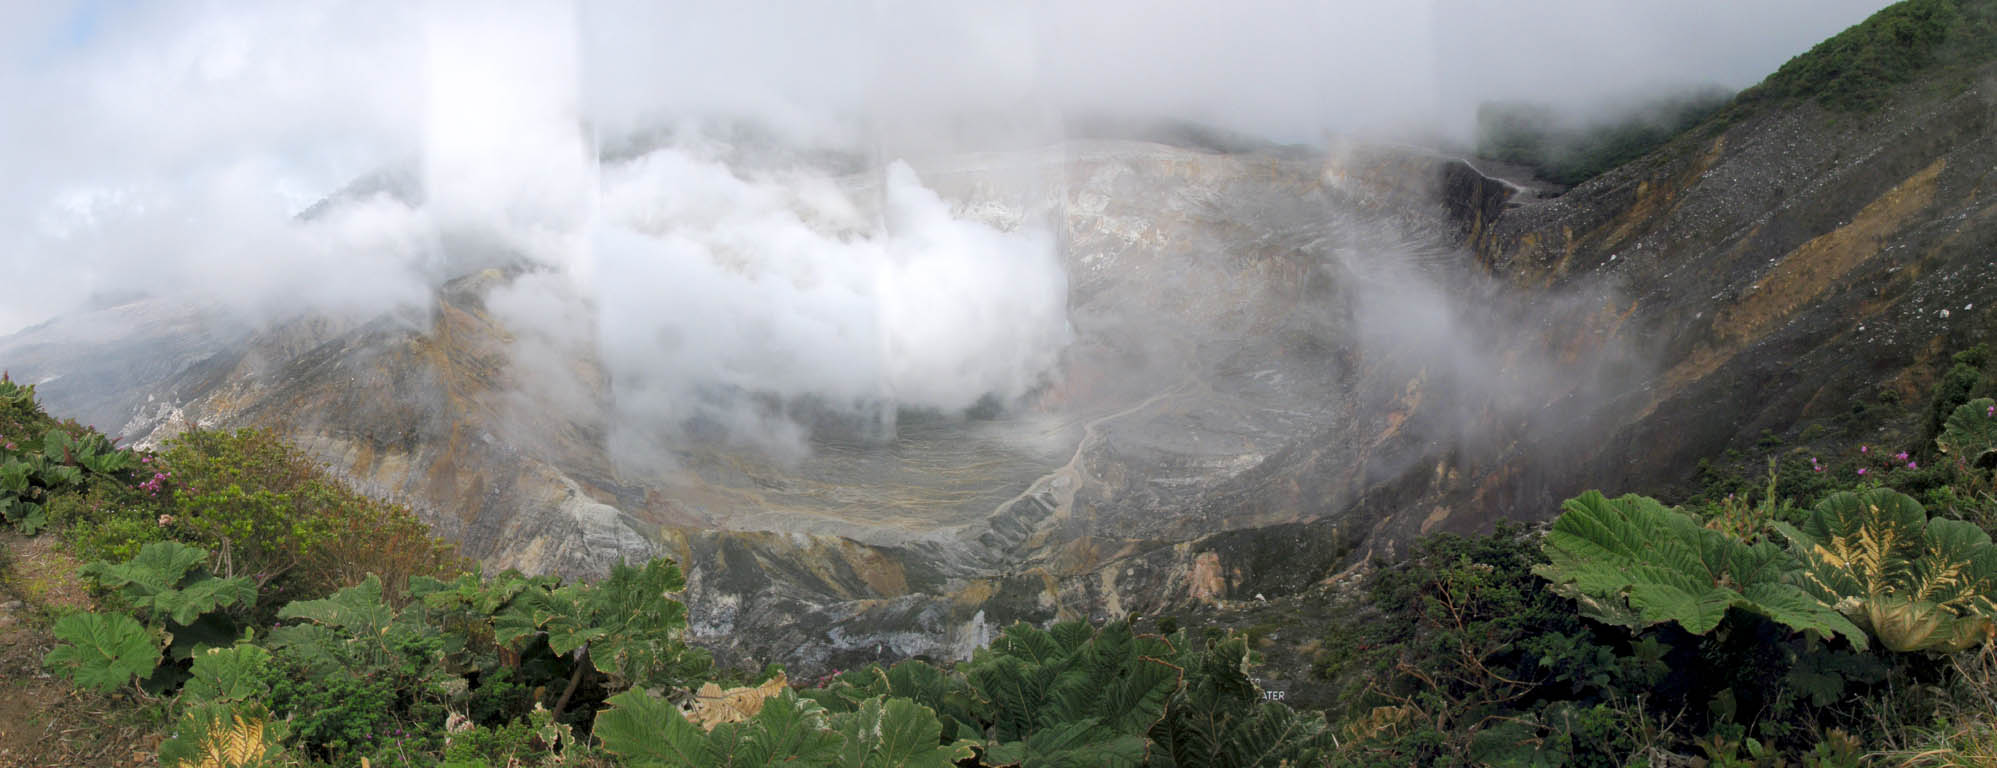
1472,56 -> 1997,503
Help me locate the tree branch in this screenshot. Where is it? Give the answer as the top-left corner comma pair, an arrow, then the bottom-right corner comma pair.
551,644 -> 590,720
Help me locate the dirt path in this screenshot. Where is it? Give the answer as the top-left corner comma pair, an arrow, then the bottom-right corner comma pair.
0,534 -> 162,767
995,381 -> 1197,530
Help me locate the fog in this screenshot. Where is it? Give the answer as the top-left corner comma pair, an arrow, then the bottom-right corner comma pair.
0,0 -> 1896,455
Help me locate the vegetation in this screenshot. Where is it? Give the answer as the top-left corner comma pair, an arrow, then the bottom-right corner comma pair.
1311,342 -> 1997,765
2,376 -> 136,535
1778,489 -> 1997,652
1537,491 -> 1864,645
4,343 -> 1997,765
1474,89 -> 1731,186
1743,0 -> 1997,113
2,376 -> 1348,767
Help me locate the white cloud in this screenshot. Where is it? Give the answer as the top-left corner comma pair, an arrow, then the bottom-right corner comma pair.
565,150 -> 1067,457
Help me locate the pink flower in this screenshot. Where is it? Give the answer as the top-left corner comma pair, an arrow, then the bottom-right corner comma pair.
1861,446 -> 1869,454
1857,468 -> 1867,475
1908,461 -> 1918,469
1897,451 -> 1909,461
1814,466 -> 1824,472
140,456 -> 150,464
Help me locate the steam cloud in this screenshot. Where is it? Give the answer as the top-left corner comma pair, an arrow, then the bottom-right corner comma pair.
0,0 -> 1896,456
533,151 -> 1069,459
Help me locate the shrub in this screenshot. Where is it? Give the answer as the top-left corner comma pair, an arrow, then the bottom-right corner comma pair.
1319,524 -> 1663,764
158,429 -> 465,607
46,541 -> 260,694
1,375 -> 146,535
1938,397 -> 1997,475
1924,345 -> 1992,453
264,576 -> 455,764
492,557 -> 713,705
55,489 -> 173,563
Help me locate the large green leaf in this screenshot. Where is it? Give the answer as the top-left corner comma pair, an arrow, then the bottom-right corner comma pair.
277,574 -> 395,635
81,540 -> 208,591
534,587 -> 606,656
501,558 -> 708,690
1938,397 -> 1997,468
182,644 -> 276,705
1536,491 -> 1867,647
0,459 -> 28,493
79,447 -> 137,476
80,541 -> 255,625
273,574 -> 445,683
40,428 -> 72,458
1144,634 -> 1335,768
413,567 -> 559,672
44,463 -> 83,488
595,687 -> 849,767
1053,623 -> 1181,736
2,498 -> 46,535
583,558 -> 703,686
971,652 -> 1054,744
983,720 -> 1145,768
802,659 -> 984,742
1777,489 -> 1997,651
729,691 -> 845,766
414,568 -> 551,617
964,622 -> 1180,766
152,575 -> 257,626
830,697 -> 976,768
44,612 -> 160,693
262,623 -> 348,678
595,688 -> 729,766
491,598 -> 546,652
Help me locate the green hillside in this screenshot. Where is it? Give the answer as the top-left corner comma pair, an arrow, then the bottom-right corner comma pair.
1745,0 -> 1997,112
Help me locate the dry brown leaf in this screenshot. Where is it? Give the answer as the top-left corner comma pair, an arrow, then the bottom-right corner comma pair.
684,672 -> 789,731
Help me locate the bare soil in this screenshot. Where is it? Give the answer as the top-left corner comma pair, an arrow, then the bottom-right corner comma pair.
0,533 -> 163,767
